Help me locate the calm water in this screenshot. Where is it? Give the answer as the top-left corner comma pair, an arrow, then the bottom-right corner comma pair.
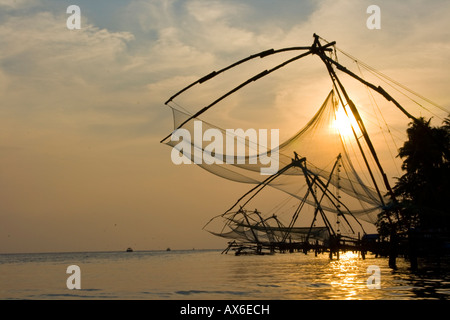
1,249 -> 449,300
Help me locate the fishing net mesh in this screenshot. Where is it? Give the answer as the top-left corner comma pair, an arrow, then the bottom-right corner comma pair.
165,89 -> 387,242
161,45 -> 397,244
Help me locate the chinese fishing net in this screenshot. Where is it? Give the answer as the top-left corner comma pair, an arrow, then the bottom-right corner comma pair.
161,46 -> 391,244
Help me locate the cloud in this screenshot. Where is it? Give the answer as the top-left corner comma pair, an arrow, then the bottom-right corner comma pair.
184,0 -> 255,52
0,11 -> 134,84
0,0 -> 35,9
0,9 -> 146,138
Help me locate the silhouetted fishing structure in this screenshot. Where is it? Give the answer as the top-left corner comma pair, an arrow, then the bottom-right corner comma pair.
162,34 -> 449,269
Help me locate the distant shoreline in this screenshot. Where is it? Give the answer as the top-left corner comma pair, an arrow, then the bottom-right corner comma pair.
0,248 -> 223,256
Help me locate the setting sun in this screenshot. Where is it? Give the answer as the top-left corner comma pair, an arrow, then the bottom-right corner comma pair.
333,104 -> 358,138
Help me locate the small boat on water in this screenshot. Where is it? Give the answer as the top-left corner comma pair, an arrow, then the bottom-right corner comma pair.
126,247 -> 133,252
166,247 -> 171,251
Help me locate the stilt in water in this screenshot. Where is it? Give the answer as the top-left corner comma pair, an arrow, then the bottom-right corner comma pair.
389,231 -> 398,270
408,228 -> 418,271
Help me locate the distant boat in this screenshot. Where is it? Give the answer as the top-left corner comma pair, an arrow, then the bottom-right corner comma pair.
126,247 -> 133,252
166,247 -> 171,251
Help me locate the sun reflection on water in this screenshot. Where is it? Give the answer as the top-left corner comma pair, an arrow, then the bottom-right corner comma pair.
328,251 -> 369,300
339,251 -> 360,260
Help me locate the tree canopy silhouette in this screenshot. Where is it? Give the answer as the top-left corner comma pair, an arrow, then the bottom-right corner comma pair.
378,116 -> 450,236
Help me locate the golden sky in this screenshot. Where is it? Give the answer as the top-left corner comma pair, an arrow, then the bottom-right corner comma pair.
0,0 -> 449,253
